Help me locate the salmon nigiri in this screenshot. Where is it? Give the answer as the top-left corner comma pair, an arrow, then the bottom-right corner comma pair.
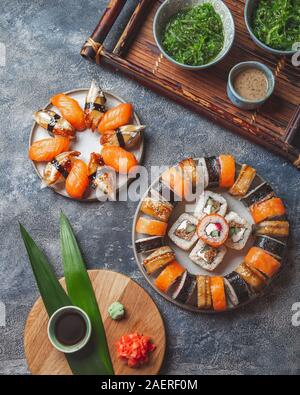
101,145 -> 138,174
65,159 -> 89,199
29,136 -> 70,162
98,103 -> 133,133
51,94 -> 86,131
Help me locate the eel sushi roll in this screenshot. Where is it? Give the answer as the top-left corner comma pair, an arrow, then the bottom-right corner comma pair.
235,262 -> 267,292
143,246 -> 175,274
154,261 -> 185,293
140,191 -> 174,223
135,236 -> 165,254
172,272 -> 197,305
241,182 -> 274,207
197,214 -> 229,248
204,156 -> 220,187
189,240 -> 227,271
197,275 -> 212,310
225,211 -> 252,250
244,247 -> 281,279
254,235 -> 286,260
255,220 -> 289,238
250,197 -> 286,224
136,217 -> 168,236
224,272 -> 251,306
194,190 -> 228,220
168,213 -> 198,251
210,276 -> 227,312
229,164 -> 256,197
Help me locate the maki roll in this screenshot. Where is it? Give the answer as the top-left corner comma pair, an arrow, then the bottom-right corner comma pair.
168,213 -> 198,251
225,211 -> 252,250
245,247 -> 281,279
189,240 -> 227,271
135,236 -> 165,254
219,154 -> 235,188
197,214 -> 229,247
235,262 -> 266,292
250,197 -> 286,224
143,246 -> 175,274
157,178 -> 179,206
205,156 -> 220,187
224,272 -> 251,306
229,164 -> 256,197
210,277 -> 227,312
241,182 -> 274,207
197,275 -> 212,310
255,220 -> 289,238
254,235 -> 285,260
140,192 -> 173,223
194,190 -> 228,219
161,165 -> 193,201
136,217 -> 168,236
178,158 -> 198,189
154,261 -> 185,293
172,272 -> 197,304
197,158 -> 209,189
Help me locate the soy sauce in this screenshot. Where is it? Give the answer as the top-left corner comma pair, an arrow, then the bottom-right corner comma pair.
54,312 -> 87,346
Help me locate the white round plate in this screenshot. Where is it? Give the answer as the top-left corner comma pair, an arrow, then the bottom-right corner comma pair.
29,88 -> 144,201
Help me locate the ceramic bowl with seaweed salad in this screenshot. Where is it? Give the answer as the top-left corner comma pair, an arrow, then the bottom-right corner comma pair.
245,0 -> 300,55
153,0 -> 235,70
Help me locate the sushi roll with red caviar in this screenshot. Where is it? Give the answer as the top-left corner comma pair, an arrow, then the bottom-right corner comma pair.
197,214 -> 229,248
219,154 -> 235,188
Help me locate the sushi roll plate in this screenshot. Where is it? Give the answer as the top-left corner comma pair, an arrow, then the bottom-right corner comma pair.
29,88 -> 144,201
132,157 -> 289,313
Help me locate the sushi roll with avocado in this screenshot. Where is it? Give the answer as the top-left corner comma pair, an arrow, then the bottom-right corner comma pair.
197,214 -> 229,248
225,211 -> 252,251
135,236 -> 165,254
168,213 -> 198,251
254,235 -> 285,260
194,190 -> 227,220
241,182 -> 274,207
189,240 -> 227,271
172,272 -> 197,305
143,246 -> 175,274
224,272 -> 251,306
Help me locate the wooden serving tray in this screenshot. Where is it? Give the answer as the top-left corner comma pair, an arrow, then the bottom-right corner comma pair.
81,0 -> 300,169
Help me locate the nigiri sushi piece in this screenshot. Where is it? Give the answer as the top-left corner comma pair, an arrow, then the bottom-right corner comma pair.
98,103 -> 133,133
65,159 -> 89,199
43,151 -> 80,186
250,197 -> 286,224
219,154 -> 235,188
154,261 -> 185,293
51,94 -> 86,131
101,145 -> 138,174
235,262 -> 266,292
136,217 -> 167,236
100,124 -> 145,149
197,275 -> 212,310
143,246 -> 175,275
229,164 -> 256,197
210,276 -> 227,312
29,136 -> 70,162
244,247 -> 281,278
88,153 -> 115,199
84,80 -> 107,131
34,110 -> 75,138
255,220 -> 289,238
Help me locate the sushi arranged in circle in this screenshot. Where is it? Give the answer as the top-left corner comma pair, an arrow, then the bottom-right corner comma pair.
134,155 -> 289,313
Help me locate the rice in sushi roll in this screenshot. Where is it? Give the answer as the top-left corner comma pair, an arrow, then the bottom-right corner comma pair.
194,190 -> 227,220
197,214 -> 229,247
189,239 -> 227,271
225,211 -> 252,250
168,213 -> 198,251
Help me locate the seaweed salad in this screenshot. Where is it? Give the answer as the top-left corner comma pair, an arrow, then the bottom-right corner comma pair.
162,3 -> 224,66
252,0 -> 300,51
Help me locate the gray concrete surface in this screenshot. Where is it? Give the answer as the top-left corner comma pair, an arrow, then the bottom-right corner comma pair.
0,0 -> 299,375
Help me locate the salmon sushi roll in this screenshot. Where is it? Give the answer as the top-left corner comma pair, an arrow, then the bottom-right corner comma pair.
244,247 -> 281,278
161,165 -> 193,201
194,190 -> 227,220
229,164 -> 256,197
235,262 -> 266,292
197,275 -> 212,310
154,261 -> 185,293
189,240 -> 227,271
210,276 -> 227,312
219,154 -> 235,188
225,211 -> 252,250
136,217 -> 167,236
197,214 -> 229,248
65,159 -> 89,199
143,246 -> 175,275
250,197 -> 286,224
168,213 -> 198,251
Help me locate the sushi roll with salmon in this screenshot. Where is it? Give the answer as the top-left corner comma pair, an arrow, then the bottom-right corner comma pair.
135,236 -> 165,254
172,272 -> 197,305
244,247 -> 281,279
205,156 -> 220,187
143,246 -> 175,275
136,217 -> 168,236
225,211 -> 252,250
254,235 -> 285,260
229,164 -> 256,197
218,154 -> 235,188
250,197 -> 286,224
224,272 -> 251,306
189,240 -> 227,271
235,262 -> 266,292
156,178 -> 180,206
255,221 -> 289,238
98,103 -> 133,133
197,214 -> 229,248
197,276 -> 212,310
140,191 -> 173,223
241,182 -> 274,207
210,276 -> 227,312
154,261 -> 185,293
168,213 -> 198,251
194,190 -> 227,219
161,165 -> 193,201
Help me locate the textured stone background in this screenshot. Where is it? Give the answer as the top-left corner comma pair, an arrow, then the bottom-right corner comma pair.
0,0 -> 299,375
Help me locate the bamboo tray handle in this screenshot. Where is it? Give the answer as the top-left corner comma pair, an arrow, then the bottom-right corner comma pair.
81,0 -> 127,63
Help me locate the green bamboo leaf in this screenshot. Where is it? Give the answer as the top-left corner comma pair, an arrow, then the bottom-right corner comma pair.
20,223 -> 110,375
60,212 -> 114,375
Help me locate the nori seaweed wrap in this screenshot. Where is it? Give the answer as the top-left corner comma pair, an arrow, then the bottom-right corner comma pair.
254,235 -> 286,260
205,156 -> 220,187
224,271 -> 251,304
241,182 -> 274,207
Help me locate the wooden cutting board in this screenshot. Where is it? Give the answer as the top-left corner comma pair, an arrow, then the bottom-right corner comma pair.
24,269 -> 166,375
